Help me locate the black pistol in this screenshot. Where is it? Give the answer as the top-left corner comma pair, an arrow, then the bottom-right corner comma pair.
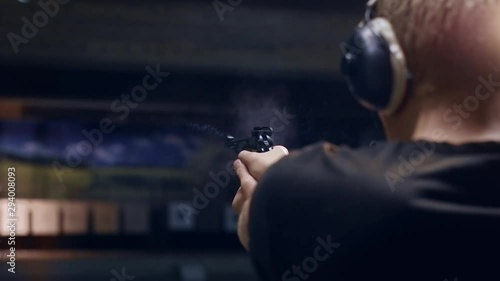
225,127 -> 274,154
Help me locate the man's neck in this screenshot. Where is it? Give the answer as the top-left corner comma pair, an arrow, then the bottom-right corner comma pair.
411,100 -> 500,145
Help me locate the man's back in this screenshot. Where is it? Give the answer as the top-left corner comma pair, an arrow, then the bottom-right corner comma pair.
248,141 -> 500,281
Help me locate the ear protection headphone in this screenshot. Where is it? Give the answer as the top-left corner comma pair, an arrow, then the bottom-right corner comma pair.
341,0 -> 412,115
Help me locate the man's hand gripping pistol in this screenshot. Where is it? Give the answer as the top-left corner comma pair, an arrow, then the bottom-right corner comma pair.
225,127 -> 274,154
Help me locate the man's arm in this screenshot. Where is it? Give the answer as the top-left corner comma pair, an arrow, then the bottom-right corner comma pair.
247,142 -> 405,281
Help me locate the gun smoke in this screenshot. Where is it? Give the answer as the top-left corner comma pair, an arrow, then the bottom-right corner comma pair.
187,86 -> 297,147
231,87 -> 297,146
187,123 -> 228,139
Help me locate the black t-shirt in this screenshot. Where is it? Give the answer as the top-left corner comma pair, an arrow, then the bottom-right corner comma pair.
248,141 -> 500,281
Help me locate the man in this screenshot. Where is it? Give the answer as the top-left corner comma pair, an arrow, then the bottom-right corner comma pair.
232,1 -> 500,280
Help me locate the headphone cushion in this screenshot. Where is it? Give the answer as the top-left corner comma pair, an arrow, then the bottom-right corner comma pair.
341,25 -> 395,111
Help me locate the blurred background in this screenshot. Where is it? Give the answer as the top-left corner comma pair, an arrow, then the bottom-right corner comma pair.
0,0 -> 385,280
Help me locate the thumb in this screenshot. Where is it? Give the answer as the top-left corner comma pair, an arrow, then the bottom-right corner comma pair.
271,145 -> 289,156
238,145 -> 289,167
